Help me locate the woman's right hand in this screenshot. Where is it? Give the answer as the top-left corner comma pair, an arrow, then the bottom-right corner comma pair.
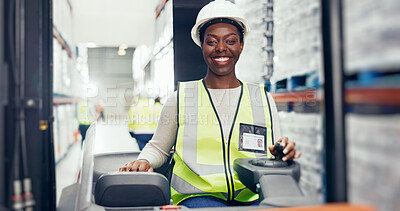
119,159 -> 154,172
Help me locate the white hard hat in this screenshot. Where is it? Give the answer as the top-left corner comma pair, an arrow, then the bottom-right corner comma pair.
191,0 -> 249,47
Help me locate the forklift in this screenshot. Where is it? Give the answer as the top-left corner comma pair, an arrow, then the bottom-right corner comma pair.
0,0 -> 373,210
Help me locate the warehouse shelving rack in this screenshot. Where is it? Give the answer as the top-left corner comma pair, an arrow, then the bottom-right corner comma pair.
266,0 -> 347,203
53,27 -> 72,59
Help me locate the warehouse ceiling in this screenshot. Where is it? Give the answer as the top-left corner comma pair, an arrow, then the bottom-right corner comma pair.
72,0 -> 160,47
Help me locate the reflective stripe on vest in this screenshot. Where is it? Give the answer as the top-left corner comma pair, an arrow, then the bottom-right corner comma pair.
171,79 -> 274,205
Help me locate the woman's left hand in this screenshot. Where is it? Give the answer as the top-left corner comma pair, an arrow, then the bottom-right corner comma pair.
268,137 -> 301,161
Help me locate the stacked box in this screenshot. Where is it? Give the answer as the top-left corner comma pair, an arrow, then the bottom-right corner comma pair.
278,111 -> 325,202
148,0 -> 175,99
272,0 -> 323,85
235,0 -> 270,84
343,2 -> 400,209
346,114 -> 400,211
53,106 -> 61,162
55,106 -> 66,162
343,0 -> 400,73
53,104 -> 80,163
52,0 -> 73,46
52,0 -> 86,166
53,39 -> 63,95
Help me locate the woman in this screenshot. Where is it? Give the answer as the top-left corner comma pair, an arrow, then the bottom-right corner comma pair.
120,0 -> 301,208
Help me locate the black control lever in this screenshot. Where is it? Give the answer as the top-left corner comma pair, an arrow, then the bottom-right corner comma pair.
249,142 -> 289,168
274,142 -> 285,160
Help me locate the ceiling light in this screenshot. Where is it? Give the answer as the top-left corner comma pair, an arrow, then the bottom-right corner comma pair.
84,42 -> 98,48
118,49 -> 126,56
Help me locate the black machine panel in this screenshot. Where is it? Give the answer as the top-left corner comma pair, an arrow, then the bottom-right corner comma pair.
233,157 -> 321,208
94,172 -> 170,207
233,158 -> 301,193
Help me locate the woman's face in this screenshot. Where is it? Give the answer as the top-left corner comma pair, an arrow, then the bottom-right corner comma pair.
201,23 -> 244,77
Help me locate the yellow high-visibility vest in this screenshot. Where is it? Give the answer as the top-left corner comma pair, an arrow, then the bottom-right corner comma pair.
77,101 -> 94,125
128,99 -> 163,134
171,79 -> 274,205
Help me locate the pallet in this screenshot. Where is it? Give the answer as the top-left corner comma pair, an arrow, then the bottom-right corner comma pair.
270,71 -> 321,93
345,71 -> 400,88
275,102 -> 321,113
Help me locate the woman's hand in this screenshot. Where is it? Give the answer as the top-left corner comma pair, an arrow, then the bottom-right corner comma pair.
119,159 -> 154,172
268,137 -> 301,161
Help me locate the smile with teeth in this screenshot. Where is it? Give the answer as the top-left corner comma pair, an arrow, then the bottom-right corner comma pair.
213,57 -> 230,62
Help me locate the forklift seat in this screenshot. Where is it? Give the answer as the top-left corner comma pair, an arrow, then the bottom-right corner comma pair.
94,172 -> 170,207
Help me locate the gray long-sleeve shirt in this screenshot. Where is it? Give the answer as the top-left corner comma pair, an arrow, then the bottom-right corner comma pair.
138,86 -> 281,168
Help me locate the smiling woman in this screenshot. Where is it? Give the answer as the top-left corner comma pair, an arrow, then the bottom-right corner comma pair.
120,0 -> 301,208
201,23 -> 244,88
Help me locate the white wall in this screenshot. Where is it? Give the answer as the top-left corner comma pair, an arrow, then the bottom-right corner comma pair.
71,0 -> 159,47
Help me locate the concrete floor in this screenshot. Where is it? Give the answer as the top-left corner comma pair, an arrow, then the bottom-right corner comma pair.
55,141 -> 80,206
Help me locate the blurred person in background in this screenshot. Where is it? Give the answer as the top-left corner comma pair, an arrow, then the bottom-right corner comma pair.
121,0 -> 300,208
128,96 -> 163,150
77,100 -> 96,147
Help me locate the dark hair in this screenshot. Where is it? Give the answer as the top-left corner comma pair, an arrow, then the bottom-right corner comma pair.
199,18 -> 244,45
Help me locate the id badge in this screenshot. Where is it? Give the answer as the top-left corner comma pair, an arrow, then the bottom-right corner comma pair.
238,123 -> 267,153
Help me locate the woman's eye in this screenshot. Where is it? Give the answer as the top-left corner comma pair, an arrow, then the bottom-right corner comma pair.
226,40 -> 236,45
207,40 -> 216,45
